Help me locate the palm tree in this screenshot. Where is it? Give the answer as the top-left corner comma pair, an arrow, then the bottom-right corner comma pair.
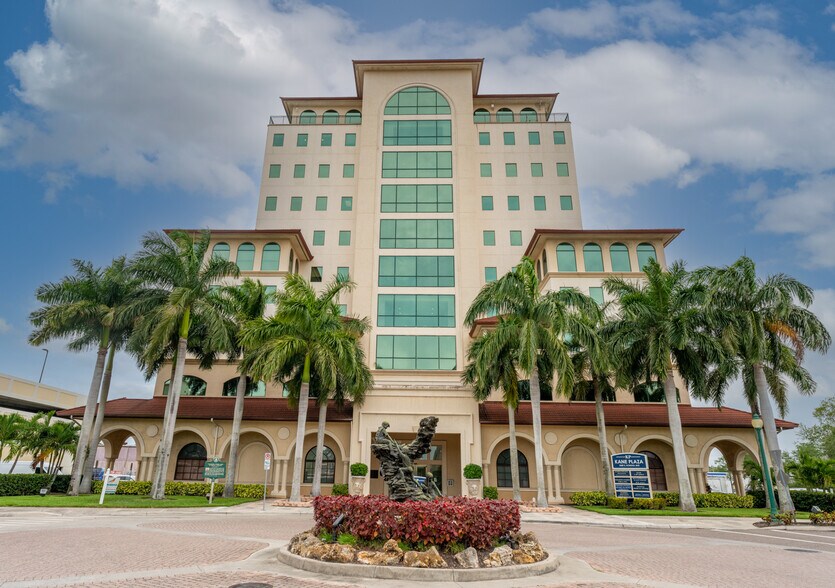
786,448 -> 835,492
465,257 -> 598,507
240,273 -> 359,503
131,230 -> 239,499
696,256 -> 831,512
603,259 -> 720,512
0,413 -> 24,463
463,326 -> 524,501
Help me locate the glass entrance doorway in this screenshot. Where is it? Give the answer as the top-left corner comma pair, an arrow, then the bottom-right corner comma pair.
415,442 -> 444,495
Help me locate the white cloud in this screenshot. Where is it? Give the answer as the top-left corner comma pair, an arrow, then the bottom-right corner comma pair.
200,204 -> 256,230
733,179 -> 768,202
0,318 -> 11,333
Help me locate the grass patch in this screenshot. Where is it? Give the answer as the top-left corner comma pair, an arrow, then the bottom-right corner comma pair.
0,494 -> 258,508
575,505 -> 811,519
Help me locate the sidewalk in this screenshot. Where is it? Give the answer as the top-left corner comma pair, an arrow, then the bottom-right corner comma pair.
521,505 -> 766,530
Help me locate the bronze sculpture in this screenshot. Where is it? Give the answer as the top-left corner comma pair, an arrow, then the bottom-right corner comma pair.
371,416 -> 440,501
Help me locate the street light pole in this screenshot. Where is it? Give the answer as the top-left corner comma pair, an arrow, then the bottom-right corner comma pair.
752,413 -> 779,522
38,348 -> 49,383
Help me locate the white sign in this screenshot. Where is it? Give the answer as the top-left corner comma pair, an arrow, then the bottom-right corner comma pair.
611,452 -> 652,499
264,452 -> 272,470
98,469 -> 120,504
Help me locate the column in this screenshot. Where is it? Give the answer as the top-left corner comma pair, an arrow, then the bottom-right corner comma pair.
278,458 -> 288,498
272,458 -> 281,496
342,460 -> 349,485
482,463 -> 490,488
551,465 -> 564,504
546,465 -> 556,503
687,466 -> 699,494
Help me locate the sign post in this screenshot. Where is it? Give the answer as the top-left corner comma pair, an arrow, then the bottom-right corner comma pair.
611,453 -> 652,500
204,459 -> 226,504
98,469 -> 119,505
263,452 -> 272,511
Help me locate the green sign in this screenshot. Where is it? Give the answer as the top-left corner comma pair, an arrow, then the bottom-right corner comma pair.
204,459 -> 226,479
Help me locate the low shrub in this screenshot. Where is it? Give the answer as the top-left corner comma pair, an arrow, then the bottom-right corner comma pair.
350,463 -> 368,477
331,483 -> 349,496
463,463 -> 483,479
654,491 -> 679,506
570,491 -> 608,506
312,495 -> 520,550
606,496 -> 667,510
482,486 -> 498,499
694,493 -> 753,508
810,511 -> 835,525
90,480 -> 263,498
0,474 -> 72,496
748,489 -> 835,512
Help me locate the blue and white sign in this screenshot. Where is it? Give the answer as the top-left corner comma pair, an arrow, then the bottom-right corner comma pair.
611,453 -> 653,499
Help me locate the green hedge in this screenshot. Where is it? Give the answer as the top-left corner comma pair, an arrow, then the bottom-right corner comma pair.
331,483 -> 349,496
0,474 -> 72,496
482,486 -> 498,499
91,480 -> 264,498
654,491 -> 679,506
349,463 -> 368,477
570,491 -> 608,506
606,496 -> 666,510
748,489 -> 835,512
695,493 -> 753,508
463,463 -> 483,479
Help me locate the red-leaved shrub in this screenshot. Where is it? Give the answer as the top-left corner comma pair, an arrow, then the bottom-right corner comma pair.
312,495 -> 520,549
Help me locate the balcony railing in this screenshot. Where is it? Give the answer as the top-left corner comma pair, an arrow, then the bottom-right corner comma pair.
268,112 -> 570,125
473,112 -> 570,124
269,114 -> 362,125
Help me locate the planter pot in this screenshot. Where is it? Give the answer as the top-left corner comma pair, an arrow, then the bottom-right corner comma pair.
465,478 -> 482,498
350,475 -> 366,495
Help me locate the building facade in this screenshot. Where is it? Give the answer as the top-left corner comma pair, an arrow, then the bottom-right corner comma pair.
61,59 -> 793,502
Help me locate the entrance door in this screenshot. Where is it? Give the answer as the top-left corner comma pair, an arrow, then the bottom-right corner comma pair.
414,441 -> 445,496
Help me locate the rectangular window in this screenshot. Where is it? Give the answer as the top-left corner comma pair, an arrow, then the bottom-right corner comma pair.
483,230 -> 496,246
507,195 -> 520,211
479,132 -> 490,145
480,163 -> 492,177
341,196 -> 353,211
312,231 -> 325,246
505,163 -> 517,177
484,267 -> 497,282
272,133 -> 284,147
310,266 -> 322,283
296,133 -> 308,147
264,285 -> 277,300
554,131 -> 566,145
510,230 -> 523,246
528,131 -> 540,145
315,196 -> 328,211
343,164 -> 355,178
589,287 -> 605,305
556,162 -> 570,177
268,164 -> 281,178
338,304 -> 348,316
375,335 -> 456,370
560,195 -> 573,210
377,294 -> 455,327
379,219 -> 454,249
337,266 -> 350,280
339,230 -> 351,246
321,133 -> 332,147
345,133 -> 356,147
531,163 -> 543,177
290,196 -> 302,211
382,120 -> 452,145
293,164 -> 305,178
378,256 -> 455,287
264,196 -> 277,211
481,195 -> 493,211
380,184 -> 453,213
533,195 -> 546,211
382,151 -> 452,178
318,164 -> 330,178
503,131 -> 515,146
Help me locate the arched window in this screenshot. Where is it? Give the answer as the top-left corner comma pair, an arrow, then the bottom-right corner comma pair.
496,108 -> 514,123
637,243 -> 657,270
384,86 -> 450,115
322,110 -> 339,124
609,243 -> 631,272
556,243 -> 577,272
573,380 -> 616,402
497,449 -> 529,487
222,377 -> 266,397
288,249 -> 295,274
583,243 -> 604,272
639,450 -> 667,491
261,243 -> 281,271
520,107 -> 537,122
536,259 -> 542,280
304,446 -> 335,484
542,251 -> 549,274
175,442 -> 207,480
473,108 -> 490,123
236,243 -> 255,271
298,110 -> 316,124
633,382 -> 680,403
345,109 -> 362,124
212,242 -> 230,261
163,376 -> 207,397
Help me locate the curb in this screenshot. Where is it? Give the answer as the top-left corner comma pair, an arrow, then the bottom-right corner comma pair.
275,545 -> 560,582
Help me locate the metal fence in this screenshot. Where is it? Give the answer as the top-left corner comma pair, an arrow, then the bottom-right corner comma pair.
267,112 -> 570,125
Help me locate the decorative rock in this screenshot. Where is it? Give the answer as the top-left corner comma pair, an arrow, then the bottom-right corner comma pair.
453,547 -> 480,568
482,544 -> 514,567
288,531 -> 322,558
356,539 -> 403,566
403,546 -> 447,568
318,544 -> 356,563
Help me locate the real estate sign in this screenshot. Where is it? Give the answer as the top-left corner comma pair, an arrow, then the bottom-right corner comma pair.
611,452 -> 652,499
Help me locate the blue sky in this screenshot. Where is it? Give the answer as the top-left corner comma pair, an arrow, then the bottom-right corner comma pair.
1,1 -> 834,449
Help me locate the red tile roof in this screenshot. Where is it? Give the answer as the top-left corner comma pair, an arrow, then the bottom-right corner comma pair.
57,397 -> 354,422
478,401 -> 797,429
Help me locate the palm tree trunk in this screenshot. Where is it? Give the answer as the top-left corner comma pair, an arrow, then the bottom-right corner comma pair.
311,399 -> 328,497
664,370 -> 696,512
223,373 -> 248,498
754,363 -> 795,513
80,343 -> 116,494
68,327 -> 110,495
290,354 -> 311,502
507,403 -> 522,502
151,309 -> 190,500
594,381 -> 614,496
9,453 -> 21,473
529,365 -> 548,507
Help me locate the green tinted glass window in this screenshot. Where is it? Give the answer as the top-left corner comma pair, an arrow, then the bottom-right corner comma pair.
473,109 -> 490,123
556,162 -> 569,177
272,133 -> 284,147
337,266 -> 349,280
261,243 -> 280,271
484,267 -> 497,282
264,196 -> 277,211
322,110 -> 339,124
379,219 -> 454,249
510,230 -> 523,246
481,195 -> 493,211
345,133 -> 356,146
528,131 -> 540,145
310,266 -> 322,282
383,120 -> 452,145
589,287 -> 604,305
338,304 -> 348,316
610,243 -> 631,272
312,231 -> 325,246
343,164 -> 355,178
293,164 -> 305,178
321,133 -> 332,146
264,286 -> 277,301
557,243 -> 577,272
554,131 -> 566,144
533,195 -> 546,211
339,231 -> 351,246
315,196 -> 328,211
318,164 -> 330,178
531,163 -> 543,177
236,243 -> 255,271
299,110 -> 316,124
345,110 -> 361,124
381,184 -> 453,213
341,196 -> 353,211
507,195 -> 519,211
384,86 -> 451,115
503,132 -> 515,145
496,108 -> 514,122
377,294 -> 455,327
520,108 -> 537,122
382,151 -> 451,178
560,195 -> 573,210
479,132 -> 490,145
483,230 -> 495,246
212,243 -> 230,261
268,164 -> 281,178
378,256 -> 455,287
375,335 -> 456,370
290,196 -> 302,211
583,243 -> 604,272
637,243 -> 657,270
480,163 -> 492,177
505,163 -> 517,177
297,134 -> 308,147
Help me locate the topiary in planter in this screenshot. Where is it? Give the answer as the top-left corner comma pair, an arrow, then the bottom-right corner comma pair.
331,483 -> 349,496
350,463 -> 369,477
463,463 -> 483,479
483,486 -> 499,499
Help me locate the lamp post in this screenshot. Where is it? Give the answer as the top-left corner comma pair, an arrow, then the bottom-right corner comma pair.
752,413 -> 779,522
38,348 -> 49,383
